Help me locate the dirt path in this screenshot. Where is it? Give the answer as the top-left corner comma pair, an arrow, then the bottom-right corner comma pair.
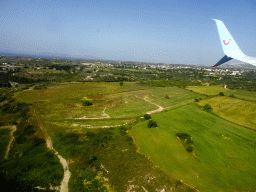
34,109 -> 71,192
143,97 -> 164,114
72,122 -> 128,129
4,125 -> 17,159
74,106 -> 110,119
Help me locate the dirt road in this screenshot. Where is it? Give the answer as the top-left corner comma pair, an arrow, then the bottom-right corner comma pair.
34,109 -> 71,192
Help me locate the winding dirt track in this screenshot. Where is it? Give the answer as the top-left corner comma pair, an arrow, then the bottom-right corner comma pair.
143,97 -> 164,114
74,106 -> 110,119
4,126 -> 17,159
34,109 -> 71,192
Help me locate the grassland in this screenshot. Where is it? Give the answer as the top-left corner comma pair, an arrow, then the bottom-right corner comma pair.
198,96 -> 256,131
131,104 -> 256,191
187,86 -> 256,101
15,82 -> 203,128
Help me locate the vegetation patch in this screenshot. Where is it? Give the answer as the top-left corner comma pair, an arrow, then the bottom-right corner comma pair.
0,127 -> 11,160
143,113 -> 151,120
175,133 -> 194,152
147,120 -> 158,128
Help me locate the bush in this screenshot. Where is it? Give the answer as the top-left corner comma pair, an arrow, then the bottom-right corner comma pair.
194,98 -> 199,102
186,146 -> 193,152
148,120 -> 157,128
119,126 -> 128,135
165,94 -> 169,99
203,104 -> 212,110
82,100 -> 93,106
229,94 -> 235,98
144,114 -> 151,120
120,81 -> 123,86
176,133 -> 193,144
219,92 -> 224,96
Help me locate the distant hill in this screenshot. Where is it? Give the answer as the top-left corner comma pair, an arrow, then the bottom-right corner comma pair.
219,63 -> 256,69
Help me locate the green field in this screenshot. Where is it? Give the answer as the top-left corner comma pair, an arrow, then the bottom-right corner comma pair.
131,104 -> 256,191
187,86 -> 256,101
198,96 -> 256,131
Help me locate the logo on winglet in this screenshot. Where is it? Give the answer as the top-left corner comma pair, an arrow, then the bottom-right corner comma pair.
223,39 -> 231,45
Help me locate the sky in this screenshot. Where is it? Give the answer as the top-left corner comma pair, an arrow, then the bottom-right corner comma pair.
1,0 -> 256,65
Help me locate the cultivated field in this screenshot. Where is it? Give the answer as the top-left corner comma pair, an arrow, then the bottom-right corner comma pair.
187,86 -> 256,101
131,104 -> 256,191
198,96 -> 256,131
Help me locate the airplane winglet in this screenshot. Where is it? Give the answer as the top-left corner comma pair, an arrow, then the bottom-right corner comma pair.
213,19 -> 256,66
211,55 -> 233,67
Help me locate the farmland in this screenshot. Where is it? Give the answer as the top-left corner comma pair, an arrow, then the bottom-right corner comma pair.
198,96 -> 256,131
131,104 -> 256,191
187,86 -> 256,102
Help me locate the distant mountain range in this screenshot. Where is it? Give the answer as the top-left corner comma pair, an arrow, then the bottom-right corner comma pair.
219,63 -> 256,69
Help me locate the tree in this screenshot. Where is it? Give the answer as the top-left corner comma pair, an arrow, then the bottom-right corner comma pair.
144,114 -> 151,120
219,92 -> 224,96
148,120 -> 157,128
203,104 -> 212,110
82,100 -> 92,106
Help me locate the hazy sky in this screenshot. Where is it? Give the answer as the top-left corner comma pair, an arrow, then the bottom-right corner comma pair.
1,0 -> 256,65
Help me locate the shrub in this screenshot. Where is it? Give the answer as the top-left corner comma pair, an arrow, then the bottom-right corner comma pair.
82,100 -> 93,106
186,146 -> 193,152
229,94 -> 235,98
120,81 -> 123,86
203,104 -> 212,110
119,126 -> 128,135
176,133 -> 193,144
165,94 -> 169,99
219,92 -> 224,96
144,114 -> 151,120
194,98 -> 199,102
148,120 -> 157,128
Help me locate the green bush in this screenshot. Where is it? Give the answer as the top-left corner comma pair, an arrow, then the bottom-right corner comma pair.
194,98 -> 199,102
176,133 -> 193,144
165,94 -> 169,99
219,92 -> 224,96
148,120 -> 157,128
229,94 -> 235,98
186,146 -> 193,152
203,104 -> 212,110
120,81 -> 123,86
144,114 -> 151,120
82,100 -> 93,106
